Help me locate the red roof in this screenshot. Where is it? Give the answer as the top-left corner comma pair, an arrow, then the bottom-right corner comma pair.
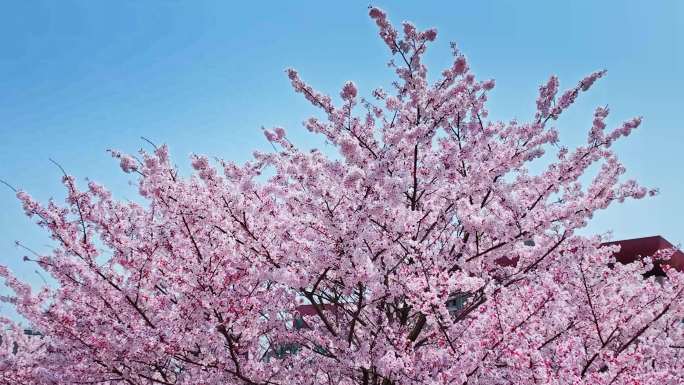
296,305 -> 320,316
498,235 -> 683,273
297,236 -> 682,315
603,235 -> 684,272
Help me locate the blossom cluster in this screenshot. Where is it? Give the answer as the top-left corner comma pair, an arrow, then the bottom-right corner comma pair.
1,7 -> 682,385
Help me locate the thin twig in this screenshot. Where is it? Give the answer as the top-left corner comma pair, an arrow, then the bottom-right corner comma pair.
48,158 -> 68,176
49,158 -> 88,244
140,136 -> 159,150
0,179 -> 17,193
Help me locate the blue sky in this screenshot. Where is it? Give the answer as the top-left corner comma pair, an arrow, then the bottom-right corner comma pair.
1,1 -> 682,319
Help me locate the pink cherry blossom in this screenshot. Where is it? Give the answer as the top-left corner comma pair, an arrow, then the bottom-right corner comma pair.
340,81 -> 358,101
1,8 -> 681,385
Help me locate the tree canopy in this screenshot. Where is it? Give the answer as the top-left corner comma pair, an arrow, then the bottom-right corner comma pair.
1,7 -> 682,385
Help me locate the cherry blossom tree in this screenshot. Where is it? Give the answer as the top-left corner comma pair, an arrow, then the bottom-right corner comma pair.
2,7 -> 683,385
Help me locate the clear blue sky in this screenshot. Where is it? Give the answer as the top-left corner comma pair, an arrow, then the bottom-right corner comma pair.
1,1 -> 682,317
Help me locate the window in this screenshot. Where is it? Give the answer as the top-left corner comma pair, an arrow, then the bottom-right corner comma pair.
446,292 -> 471,315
